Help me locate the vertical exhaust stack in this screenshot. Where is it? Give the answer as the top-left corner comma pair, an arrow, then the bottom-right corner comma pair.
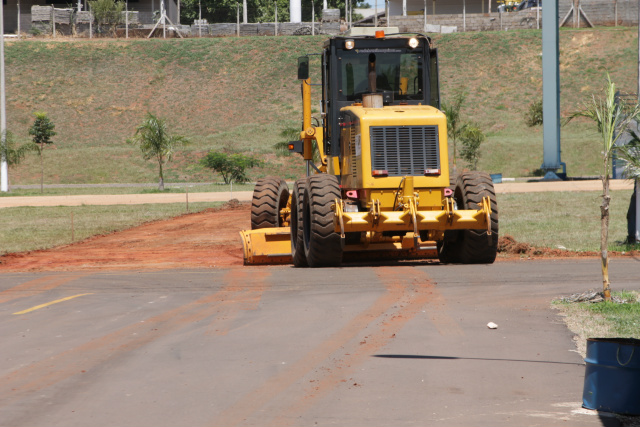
290,0 -> 301,22
363,53 -> 383,108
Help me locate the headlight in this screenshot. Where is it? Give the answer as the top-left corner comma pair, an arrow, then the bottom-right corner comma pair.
345,39 -> 355,50
408,37 -> 419,48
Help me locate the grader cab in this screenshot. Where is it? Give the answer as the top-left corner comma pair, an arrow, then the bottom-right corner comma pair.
240,32 -> 498,267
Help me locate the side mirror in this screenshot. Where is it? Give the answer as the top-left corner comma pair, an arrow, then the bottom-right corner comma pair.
297,56 -> 309,80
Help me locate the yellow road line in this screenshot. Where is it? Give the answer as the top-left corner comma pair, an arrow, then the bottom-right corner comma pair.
13,293 -> 94,315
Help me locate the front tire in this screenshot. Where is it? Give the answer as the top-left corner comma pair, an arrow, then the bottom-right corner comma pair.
302,175 -> 343,267
290,178 -> 308,267
250,177 -> 289,230
438,171 -> 498,264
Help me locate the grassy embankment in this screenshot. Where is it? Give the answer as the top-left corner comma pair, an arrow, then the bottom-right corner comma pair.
4,27 -> 640,185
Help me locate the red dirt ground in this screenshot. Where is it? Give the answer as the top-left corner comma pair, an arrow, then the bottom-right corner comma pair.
1,201 -> 637,272
0,201 -> 248,272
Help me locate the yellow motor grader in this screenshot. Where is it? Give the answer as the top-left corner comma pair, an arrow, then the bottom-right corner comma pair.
240,32 -> 498,267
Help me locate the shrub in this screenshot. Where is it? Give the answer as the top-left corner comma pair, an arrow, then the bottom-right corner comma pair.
88,0 -> 125,35
525,99 -> 543,127
200,151 -> 261,184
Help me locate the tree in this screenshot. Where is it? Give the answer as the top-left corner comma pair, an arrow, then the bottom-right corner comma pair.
127,113 -> 189,191
459,124 -> 485,171
200,151 -> 260,184
568,74 -> 640,302
88,0 -> 125,35
28,112 -> 56,193
442,91 -> 467,175
179,0 -> 367,24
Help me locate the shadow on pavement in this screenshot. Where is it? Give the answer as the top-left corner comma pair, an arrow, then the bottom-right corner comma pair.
374,353 -> 584,366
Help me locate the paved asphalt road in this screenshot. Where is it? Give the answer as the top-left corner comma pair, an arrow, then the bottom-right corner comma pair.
1,258 -> 638,426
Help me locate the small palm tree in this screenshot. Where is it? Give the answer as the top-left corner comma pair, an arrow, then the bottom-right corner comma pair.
273,127 -> 300,156
568,74 -> 640,301
127,113 -> 189,191
442,91 -> 467,175
273,126 -> 321,163
0,131 -> 38,191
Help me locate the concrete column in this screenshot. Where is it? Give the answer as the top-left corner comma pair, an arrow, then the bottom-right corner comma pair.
290,0 -> 301,22
243,0 -> 247,23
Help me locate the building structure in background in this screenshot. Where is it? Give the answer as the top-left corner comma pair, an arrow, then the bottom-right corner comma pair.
0,0 -> 638,35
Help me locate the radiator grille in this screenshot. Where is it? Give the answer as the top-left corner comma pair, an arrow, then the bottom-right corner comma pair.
370,126 -> 440,176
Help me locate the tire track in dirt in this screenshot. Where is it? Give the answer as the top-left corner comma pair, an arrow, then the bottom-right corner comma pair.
0,268 -> 270,409
211,266 -> 463,427
0,274 -> 89,305
268,266 -> 464,426
207,269 -> 271,336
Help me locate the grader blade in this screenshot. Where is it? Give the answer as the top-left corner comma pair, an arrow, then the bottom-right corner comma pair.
240,228 -> 292,265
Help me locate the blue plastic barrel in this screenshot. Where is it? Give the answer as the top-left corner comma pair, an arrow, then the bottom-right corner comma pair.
490,173 -> 502,184
583,337 -> 640,415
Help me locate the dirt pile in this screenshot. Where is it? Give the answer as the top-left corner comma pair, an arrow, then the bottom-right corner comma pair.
497,234 -> 640,259
497,235 -> 533,254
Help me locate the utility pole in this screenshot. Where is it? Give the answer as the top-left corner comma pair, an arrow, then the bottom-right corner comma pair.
0,0 -> 7,193
541,0 -> 566,180
312,0 -> 315,35
243,0 -> 247,23
635,0 -> 640,242
423,0 -> 427,32
386,0 -> 389,27
463,0 -> 466,32
375,0 -> 378,27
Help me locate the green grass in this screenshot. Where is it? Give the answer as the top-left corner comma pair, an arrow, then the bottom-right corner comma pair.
499,189 -> 636,252
0,202 -> 223,254
554,291 -> 640,357
4,28 -> 640,185
587,291 -> 640,336
0,183 -> 256,197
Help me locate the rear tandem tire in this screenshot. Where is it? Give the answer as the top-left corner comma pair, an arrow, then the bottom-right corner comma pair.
290,178 -> 308,267
302,175 -> 343,267
437,234 -> 460,264
438,171 -> 499,264
250,177 -> 290,230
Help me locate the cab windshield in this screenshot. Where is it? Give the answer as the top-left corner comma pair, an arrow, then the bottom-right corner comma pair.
337,48 -> 424,102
